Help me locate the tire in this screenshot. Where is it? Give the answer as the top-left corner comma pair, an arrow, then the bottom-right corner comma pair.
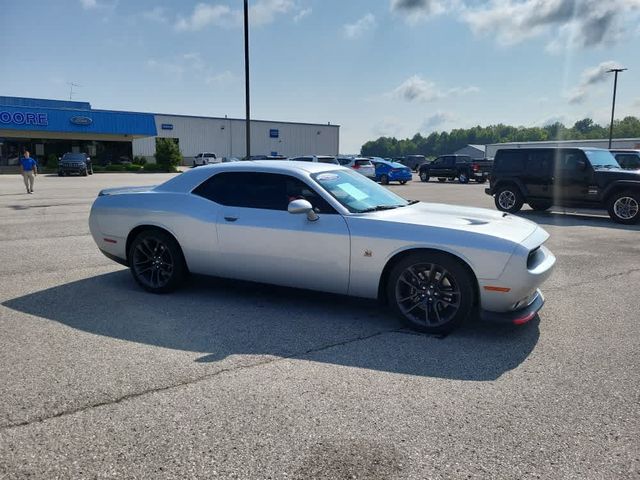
437,178 -> 446,183
380,174 -> 389,185
387,252 -> 475,334
82,169 -> 88,177
193,161 -> 197,168
494,185 -> 524,213
128,229 -> 188,293
608,191 -> 640,225
458,172 -> 470,184
529,201 -> 552,212
419,171 -> 429,183
399,180 -> 407,185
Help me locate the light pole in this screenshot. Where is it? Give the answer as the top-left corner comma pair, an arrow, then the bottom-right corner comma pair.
607,67 -> 627,149
243,0 -> 251,159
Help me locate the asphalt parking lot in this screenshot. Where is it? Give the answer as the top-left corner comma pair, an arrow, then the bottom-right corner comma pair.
1,172 -> 639,479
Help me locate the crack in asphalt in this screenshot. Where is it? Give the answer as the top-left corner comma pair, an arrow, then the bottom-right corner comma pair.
1,327 -> 424,432
555,267 -> 640,291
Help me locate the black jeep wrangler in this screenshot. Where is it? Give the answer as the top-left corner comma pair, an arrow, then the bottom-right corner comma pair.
58,152 -> 93,176
485,147 -> 640,224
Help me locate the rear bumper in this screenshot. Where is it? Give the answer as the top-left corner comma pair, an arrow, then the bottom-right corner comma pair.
480,289 -> 544,325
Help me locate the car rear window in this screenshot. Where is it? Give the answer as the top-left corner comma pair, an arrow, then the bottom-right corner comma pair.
355,159 -> 372,166
318,157 -> 339,164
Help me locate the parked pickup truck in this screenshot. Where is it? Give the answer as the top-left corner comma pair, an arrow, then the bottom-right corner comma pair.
418,154 -> 493,184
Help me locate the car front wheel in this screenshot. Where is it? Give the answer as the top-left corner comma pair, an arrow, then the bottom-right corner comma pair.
495,185 -> 524,213
458,172 -> 470,184
419,171 -> 429,182
437,178 -> 446,183
129,229 -> 187,293
529,201 -> 552,212
399,180 -> 407,185
608,191 -> 640,224
387,252 -> 474,334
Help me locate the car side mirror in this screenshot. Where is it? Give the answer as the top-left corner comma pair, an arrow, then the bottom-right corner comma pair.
288,199 -> 319,222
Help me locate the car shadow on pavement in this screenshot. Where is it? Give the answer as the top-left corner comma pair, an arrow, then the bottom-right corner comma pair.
3,271 -> 540,381
517,210 -> 640,230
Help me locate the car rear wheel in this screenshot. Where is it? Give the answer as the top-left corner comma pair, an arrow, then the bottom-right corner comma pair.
387,252 -> 474,334
529,201 -> 552,211
608,191 -> 640,224
437,178 -> 446,183
380,174 -> 389,185
458,172 -> 470,184
419,171 -> 429,182
129,229 -> 187,293
495,185 -> 524,213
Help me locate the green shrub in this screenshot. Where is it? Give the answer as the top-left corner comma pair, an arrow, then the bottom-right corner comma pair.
92,165 -> 106,172
47,154 -> 58,169
125,164 -> 143,172
154,138 -> 182,171
133,156 -> 147,166
105,164 -> 126,172
143,163 -> 176,173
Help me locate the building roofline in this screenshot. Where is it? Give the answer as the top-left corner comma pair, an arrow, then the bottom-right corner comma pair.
141,111 -> 340,128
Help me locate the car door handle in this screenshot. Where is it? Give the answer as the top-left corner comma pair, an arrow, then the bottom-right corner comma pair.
224,216 -> 238,222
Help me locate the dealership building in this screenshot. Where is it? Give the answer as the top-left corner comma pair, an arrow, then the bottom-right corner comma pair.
0,96 -> 340,166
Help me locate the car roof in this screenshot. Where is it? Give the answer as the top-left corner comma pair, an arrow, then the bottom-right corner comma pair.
156,161 -> 346,193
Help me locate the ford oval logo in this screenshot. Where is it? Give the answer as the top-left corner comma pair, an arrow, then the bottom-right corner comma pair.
70,116 -> 93,126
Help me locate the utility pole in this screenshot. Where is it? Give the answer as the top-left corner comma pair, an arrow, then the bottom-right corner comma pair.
67,82 -> 81,100
243,0 -> 251,159
607,68 -> 627,149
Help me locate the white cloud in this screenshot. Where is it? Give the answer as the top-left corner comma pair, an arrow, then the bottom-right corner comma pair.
422,111 -> 455,131
344,13 -> 376,39
206,70 -> 236,85
146,59 -> 185,77
80,0 -> 97,8
142,6 -> 168,23
390,0 -> 447,23
175,0 -> 298,31
293,7 -> 312,23
567,60 -> 622,104
463,0 -> 640,49
390,75 -> 478,103
372,116 -> 407,137
176,4 -> 238,31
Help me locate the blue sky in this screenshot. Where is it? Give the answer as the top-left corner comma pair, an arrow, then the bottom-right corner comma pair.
1,0 -> 639,152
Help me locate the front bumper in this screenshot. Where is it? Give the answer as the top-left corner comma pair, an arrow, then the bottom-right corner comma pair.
480,289 -> 544,325
60,164 -> 87,173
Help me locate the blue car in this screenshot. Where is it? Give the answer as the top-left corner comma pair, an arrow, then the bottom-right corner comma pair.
371,159 -> 412,185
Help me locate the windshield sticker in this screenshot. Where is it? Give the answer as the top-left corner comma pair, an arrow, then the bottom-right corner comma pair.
316,173 -> 339,182
337,183 -> 368,201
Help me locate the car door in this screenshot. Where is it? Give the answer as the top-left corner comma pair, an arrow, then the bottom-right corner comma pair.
525,149 -> 553,200
554,149 -> 593,203
429,157 -> 445,176
195,171 -> 351,294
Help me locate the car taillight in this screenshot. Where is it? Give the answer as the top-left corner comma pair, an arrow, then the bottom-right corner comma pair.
472,163 -> 479,171
353,164 -> 360,169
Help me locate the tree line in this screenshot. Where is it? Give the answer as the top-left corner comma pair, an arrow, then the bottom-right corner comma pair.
360,116 -> 640,158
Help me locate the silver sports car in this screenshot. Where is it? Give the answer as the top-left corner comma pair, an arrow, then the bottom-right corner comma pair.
89,161 -> 556,333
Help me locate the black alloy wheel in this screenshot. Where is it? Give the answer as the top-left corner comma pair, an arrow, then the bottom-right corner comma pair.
419,171 -> 430,182
129,230 -> 187,293
387,252 -> 474,334
400,180 -> 407,185
458,172 -> 470,184
494,185 -> 524,213
608,191 -> 640,224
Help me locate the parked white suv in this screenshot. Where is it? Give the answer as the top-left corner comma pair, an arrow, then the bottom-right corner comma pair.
193,152 -> 219,167
289,155 -> 340,165
338,157 -> 376,178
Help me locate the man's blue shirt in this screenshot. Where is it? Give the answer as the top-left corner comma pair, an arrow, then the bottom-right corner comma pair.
20,157 -> 37,171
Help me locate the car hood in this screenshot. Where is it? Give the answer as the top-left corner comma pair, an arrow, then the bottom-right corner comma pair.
361,202 -> 542,244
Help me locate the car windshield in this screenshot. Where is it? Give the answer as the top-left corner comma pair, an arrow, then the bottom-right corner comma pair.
312,169 -> 408,213
584,150 -> 620,168
318,157 -> 339,164
63,153 -> 86,160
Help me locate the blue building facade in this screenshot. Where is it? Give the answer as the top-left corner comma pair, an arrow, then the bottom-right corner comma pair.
0,96 -> 156,166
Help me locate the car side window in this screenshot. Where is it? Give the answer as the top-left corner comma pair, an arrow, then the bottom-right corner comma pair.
615,154 -> 639,169
193,172 -> 336,214
432,158 -> 442,166
558,151 -> 583,171
527,151 -> 552,175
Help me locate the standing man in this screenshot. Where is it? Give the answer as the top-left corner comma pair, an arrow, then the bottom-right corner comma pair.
19,150 -> 38,194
